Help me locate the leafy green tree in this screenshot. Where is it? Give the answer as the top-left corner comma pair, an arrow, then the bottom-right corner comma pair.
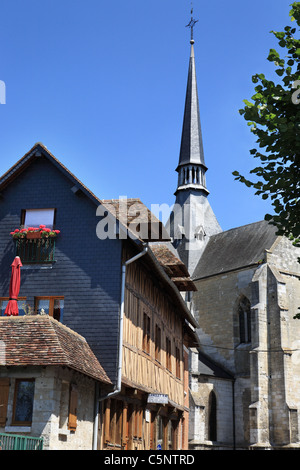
233,2 -> 300,249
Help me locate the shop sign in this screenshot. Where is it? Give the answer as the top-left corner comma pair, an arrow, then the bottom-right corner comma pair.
147,393 -> 168,404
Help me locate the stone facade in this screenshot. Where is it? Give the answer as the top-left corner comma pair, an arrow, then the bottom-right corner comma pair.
190,234 -> 300,449
0,366 -> 97,450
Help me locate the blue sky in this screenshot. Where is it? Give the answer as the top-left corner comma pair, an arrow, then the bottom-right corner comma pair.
0,0 -> 295,231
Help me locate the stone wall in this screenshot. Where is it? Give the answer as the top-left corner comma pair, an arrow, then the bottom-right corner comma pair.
189,349 -> 234,449
191,235 -> 300,449
0,365 -> 97,450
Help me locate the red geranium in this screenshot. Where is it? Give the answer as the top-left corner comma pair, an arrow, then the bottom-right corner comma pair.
10,226 -> 61,239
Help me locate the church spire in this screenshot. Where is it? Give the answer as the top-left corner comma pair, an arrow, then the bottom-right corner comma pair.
166,8 -> 221,277
175,11 -> 208,196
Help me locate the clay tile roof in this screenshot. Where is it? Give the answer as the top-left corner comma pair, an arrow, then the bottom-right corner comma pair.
100,198 -> 171,242
150,243 -> 197,291
0,316 -> 111,384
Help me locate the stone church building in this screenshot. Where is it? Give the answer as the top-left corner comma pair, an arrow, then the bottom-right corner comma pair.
164,33 -> 300,450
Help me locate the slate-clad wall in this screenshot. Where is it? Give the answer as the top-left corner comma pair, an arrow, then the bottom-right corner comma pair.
0,156 -> 122,383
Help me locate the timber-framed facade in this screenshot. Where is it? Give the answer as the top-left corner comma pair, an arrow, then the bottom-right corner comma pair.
100,242 -> 197,450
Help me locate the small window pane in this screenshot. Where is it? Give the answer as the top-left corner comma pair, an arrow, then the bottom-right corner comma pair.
24,209 -> 55,229
35,297 -> 64,321
53,298 -> 64,322
14,380 -> 35,424
0,299 -> 27,316
36,299 -> 50,315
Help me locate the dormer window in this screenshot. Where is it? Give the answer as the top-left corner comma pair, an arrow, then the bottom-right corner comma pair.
194,225 -> 206,241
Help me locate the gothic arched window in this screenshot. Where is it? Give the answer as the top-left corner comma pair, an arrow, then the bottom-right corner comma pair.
208,391 -> 217,441
238,296 -> 251,344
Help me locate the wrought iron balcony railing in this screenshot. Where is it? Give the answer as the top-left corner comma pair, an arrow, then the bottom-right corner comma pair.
15,237 -> 56,264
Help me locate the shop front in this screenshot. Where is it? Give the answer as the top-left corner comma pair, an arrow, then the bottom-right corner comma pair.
100,388 -> 185,450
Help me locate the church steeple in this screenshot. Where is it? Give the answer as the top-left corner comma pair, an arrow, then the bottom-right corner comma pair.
166,12 -> 222,277
175,15 -> 208,196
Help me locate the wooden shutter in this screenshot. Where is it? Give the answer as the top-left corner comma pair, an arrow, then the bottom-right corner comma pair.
68,384 -> 78,431
138,407 -> 143,440
0,378 -> 10,427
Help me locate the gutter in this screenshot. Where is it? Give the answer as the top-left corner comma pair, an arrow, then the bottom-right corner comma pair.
92,243 -> 148,450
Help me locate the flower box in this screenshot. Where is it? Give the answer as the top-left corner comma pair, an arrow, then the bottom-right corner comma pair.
26,231 -> 41,239
10,225 -> 60,240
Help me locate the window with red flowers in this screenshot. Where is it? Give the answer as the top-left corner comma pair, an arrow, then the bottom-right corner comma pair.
21,208 -> 56,230
11,208 -> 60,264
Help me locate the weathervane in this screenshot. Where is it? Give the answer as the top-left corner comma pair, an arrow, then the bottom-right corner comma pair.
186,3 -> 198,42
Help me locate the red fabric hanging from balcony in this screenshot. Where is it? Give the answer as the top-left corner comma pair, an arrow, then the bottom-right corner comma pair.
4,256 -> 23,316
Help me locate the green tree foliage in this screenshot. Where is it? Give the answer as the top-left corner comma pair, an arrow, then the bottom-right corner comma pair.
233,2 -> 300,249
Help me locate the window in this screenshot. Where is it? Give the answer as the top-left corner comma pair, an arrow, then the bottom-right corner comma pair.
168,420 -> 179,450
156,415 -> 163,449
35,296 -> 64,321
143,313 -> 151,354
166,337 -> 172,372
175,347 -> 181,379
22,208 -> 56,230
16,210 -> 57,264
238,296 -> 251,343
208,391 -> 217,441
155,325 -> 161,362
0,297 -> 27,316
12,379 -> 35,426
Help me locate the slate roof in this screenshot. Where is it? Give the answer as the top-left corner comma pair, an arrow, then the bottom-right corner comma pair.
198,350 -> 233,379
0,316 -> 112,384
0,143 -> 170,244
177,42 -> 206,169
193,220 -> 278,280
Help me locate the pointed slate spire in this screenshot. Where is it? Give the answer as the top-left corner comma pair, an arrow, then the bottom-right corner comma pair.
175,37 -> 208,196
166,20 -> 222,277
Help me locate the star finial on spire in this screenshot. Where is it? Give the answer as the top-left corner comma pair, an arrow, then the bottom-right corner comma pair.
185,3 -> 198,43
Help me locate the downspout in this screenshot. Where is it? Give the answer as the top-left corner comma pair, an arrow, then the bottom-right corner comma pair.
92,243 -> 148,449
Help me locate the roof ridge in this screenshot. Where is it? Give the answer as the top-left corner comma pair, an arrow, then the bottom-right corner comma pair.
0,315 -> 111,383
101,198 -> 141,203
0,314 -> 87,341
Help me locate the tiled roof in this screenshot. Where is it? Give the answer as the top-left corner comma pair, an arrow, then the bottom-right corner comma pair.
101,198 -> 170,242
0,316 -> 111,384
150,243 -> 196,291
